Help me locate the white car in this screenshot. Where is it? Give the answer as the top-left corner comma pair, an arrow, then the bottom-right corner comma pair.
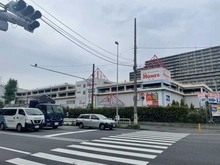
76,114 -> 115,130
0,107 -> 45,132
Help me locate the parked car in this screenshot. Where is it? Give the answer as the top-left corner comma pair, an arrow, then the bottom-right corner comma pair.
76,114 -> 115,130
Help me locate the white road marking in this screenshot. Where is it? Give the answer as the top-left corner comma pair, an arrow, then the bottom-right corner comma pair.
6,158 -> 46,165
52,148 -> 149,165
68,144 -> 157,159
108,136 -> 176,143
101,137 -> 172,145
0,131 -> 86,142
44,130 -> 97,137
92,139 -> 168,149
114,134 -> 183,141
32,152 -> 107,165
80,142 -> 163,153
0,146 -> 31,155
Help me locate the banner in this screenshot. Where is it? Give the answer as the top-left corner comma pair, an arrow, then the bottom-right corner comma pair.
146,93 -> 158,106
211,104 -> 220,116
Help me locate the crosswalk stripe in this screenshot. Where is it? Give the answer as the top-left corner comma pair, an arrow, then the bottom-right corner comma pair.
126,131 -> 189,137
32,152 -> 107,165
113,135 -> 182,141
108,136 -> 176,143
67,144 -> 157,159
6,158 -> 46,165
92,139 -> 168,149
121,131 -> 189,137
101,137 -> 172,146
80,142 -> 163,153
52,148 -> 149,165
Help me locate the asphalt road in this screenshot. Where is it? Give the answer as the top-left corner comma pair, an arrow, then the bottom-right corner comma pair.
0,126 -> 219,165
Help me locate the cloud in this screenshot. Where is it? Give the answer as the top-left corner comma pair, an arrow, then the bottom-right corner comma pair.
0,0 -> 220,89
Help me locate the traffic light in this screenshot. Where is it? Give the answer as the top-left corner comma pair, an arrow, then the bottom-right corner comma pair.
6,0 -> 42,33
141,93 -> 145,101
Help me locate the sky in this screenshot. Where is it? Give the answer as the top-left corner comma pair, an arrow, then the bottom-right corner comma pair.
0,0 -> 220,90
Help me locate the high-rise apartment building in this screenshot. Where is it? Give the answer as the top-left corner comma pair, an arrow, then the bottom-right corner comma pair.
130,46 -> 220,91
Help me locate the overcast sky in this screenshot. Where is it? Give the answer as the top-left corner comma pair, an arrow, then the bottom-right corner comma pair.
0,0 -> 220,90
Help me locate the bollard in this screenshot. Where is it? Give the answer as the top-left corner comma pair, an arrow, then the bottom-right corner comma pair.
198,123 -> 202,134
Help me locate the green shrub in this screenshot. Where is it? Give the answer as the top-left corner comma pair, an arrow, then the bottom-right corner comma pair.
126,124 -> 140,129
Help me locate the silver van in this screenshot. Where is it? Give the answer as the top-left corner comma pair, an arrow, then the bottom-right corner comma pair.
76,114 -> 115,130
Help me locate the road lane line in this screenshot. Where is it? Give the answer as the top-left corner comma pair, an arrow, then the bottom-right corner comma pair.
52,148 -> 149,165
81,142 -> 163,153
67,144 -> 157,159
0,146 -> 31,155
32,152 -> 107,165
6,158 -> 46,165
44,130 -> 97,137
101,137 -> 172,146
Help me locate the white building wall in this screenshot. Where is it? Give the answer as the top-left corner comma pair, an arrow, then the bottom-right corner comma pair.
55,98 -> 76,108
184,95 -> 199,108
164,90 -> 183,106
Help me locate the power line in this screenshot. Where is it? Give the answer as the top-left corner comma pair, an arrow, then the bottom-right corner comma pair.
41,16 -> 119,63
137,46 -> 209,49
41,17 -> 132,67
30,0 -> 132,61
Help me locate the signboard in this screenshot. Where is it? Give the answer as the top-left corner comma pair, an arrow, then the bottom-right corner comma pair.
146,93 -> 158,106
198,92 -> 206,103
211,104 -> 220,116
141,68 -> 171,82
166,95 -> 170,103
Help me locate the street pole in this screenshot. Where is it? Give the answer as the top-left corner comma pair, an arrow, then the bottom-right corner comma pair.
133,18 -> 138,125
91,64 -> 95,113
115,41 -> 119,123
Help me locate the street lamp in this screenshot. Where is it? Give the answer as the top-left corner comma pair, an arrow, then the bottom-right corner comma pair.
115,41 -> 119,123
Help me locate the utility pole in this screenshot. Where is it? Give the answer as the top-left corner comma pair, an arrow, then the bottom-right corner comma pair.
91,64 -> 95,113
133,18 -> 138,125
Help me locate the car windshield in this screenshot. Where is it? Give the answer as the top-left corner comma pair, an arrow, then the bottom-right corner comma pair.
97,114 -> 107,120
46,105 -> 64,115
25,108 -> 43,115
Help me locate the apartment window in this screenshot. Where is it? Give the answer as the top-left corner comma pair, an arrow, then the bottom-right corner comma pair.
77,85 -> 81,87
83,84 -> 86,88
77,91 -> 81,93
83,91 -> 86,95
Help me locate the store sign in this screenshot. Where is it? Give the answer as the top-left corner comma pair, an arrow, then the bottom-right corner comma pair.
141,68 -> 171,82
198,92 -> 220,103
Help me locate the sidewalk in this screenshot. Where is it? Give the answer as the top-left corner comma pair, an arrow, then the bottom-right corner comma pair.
120,123 -> 220,134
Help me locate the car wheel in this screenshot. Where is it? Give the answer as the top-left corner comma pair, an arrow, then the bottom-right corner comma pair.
53,126 -> 58,129
0,123 -> 5,130
79,123 -> 84,129
16,124 -> 22,132
99,124 -> 105,130
34,128 -> 39,131
109,128 -> 113,130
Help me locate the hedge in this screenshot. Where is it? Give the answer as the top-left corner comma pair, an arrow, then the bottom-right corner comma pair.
63,106 -> 207,123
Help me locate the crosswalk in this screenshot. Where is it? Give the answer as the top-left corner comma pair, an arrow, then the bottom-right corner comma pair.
5,131 -> 189,165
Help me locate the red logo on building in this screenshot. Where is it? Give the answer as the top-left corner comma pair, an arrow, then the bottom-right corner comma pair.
143,73 -> 160,79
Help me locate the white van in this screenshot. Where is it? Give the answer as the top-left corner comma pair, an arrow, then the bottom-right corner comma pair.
0,107 -> 45,132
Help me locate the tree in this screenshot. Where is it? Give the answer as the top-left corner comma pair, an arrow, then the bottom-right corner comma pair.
3,78 -> 18,104
180,98 -> 185,107
171,100 -> 176,106
190,102 -> 195,110
175,101 -> 180,107
0,100 -> 4,108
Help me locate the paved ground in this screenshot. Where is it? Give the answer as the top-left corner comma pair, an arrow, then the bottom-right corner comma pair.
0,126 -> 220,165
